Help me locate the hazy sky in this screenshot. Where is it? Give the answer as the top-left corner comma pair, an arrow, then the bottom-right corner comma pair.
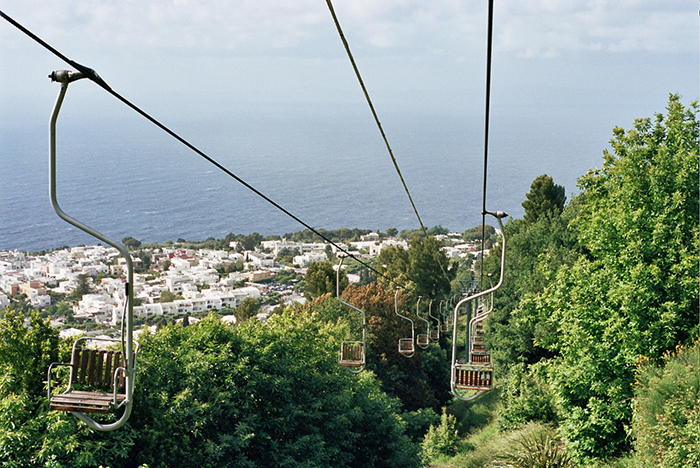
1,1 -> 696,124
0,1 -> 698,245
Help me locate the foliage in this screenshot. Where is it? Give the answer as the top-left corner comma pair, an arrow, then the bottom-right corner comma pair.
0,309 -> 59,397
376,235 -> 455,301
235,297 -> 261,323
482,195 -> 581,373
497,363 -> 558,431
463,224 -> 498,248
275,247 -> 298,266
158,290 -> 183,303
282,227 -> 372,243
521,174 -> 566,225
524,95 -> 699,459
632,340 -> 700,468
492,423 -> 574,468
0,310 -> 135,467
339,284 -> 451,411
421,408 -> 459,461
274,268 -> 302,285
398,225 -> 449,240
400,407 -> 440,444
122,236 -> 142,249
304,260 -> 348,299
129,313 -> 420,468
68,274 -> 93,301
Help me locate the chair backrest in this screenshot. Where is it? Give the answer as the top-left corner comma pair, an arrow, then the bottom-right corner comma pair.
71,348 -> 124,389
340,342 -> 364,362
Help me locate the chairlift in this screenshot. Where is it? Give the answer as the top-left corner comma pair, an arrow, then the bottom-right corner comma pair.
46,70 -> 138,431
336,253 -> 366,372
429,301 -> 441,341
450,211 -> 507,401
415,297 -> 430,348
394,289 -> 415,357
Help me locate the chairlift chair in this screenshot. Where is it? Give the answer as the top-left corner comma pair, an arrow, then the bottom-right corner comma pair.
415,297 -> 430,348
46,70 -> 138,431
394,289 -> 415,357
450,211 -> 507,401
429,301 -> 441,341
336,253 -> 366,372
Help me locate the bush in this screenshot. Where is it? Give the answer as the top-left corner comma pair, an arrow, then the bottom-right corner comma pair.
492,423 -> 574,468
421,408 -> 459,462
632,340 -> 700,468
498,363 -> 558,431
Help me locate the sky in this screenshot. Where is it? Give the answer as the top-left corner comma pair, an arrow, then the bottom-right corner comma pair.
1,1 -> 696,121
0,1 -> 698,245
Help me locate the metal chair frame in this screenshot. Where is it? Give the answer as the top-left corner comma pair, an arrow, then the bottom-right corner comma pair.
415,297 -> 430,348
47,70 -> 137,431
394,289 -> 415,357
336,253 -> 366,373
430,301 -> 442,341
450,211 -> 507,401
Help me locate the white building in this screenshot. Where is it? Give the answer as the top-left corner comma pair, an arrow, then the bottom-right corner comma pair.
292,251 -> 328,267
131,286 -> 260,322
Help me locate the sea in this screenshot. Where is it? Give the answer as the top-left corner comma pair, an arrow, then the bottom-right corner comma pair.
1,109 -> 608,252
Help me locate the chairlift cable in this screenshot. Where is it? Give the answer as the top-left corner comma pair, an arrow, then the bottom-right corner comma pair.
324,0 -> 460,291
0,9 -> 408,290
323,0 -> 427,236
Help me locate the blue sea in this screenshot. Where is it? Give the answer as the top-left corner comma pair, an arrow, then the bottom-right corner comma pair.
1,108 -> 607,252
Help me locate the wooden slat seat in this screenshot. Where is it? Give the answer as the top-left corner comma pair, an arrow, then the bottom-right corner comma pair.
49,347 -> 125,414
429,329 -> 440,340
339,342 -> 364,368
50,391 -> 126,414
455,366 -> 493,391
471,353 -> 491,364
417,334 -> 429,346
398,338 -> 414,354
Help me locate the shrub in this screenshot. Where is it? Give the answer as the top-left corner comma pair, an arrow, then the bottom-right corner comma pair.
632,340 -> 700,468
492,422 -> 574,468
421,408 -> 459,461
498,363 -> 558,431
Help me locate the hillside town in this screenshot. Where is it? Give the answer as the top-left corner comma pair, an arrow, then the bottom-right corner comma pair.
0,231 -> 482,334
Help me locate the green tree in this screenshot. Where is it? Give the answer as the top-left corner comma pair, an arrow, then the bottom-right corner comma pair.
159,290 -> 183,303
122,236 -> 142,249
376,236 -> 455,301
69,273 -> 92,300
421,408 -> 459,461
240,232 -> 263,251
305,261 -> 348,299
633,341 -> 700,467
235,297 -> 261,322
386,227 -> 398,237
526,96 -> 699,460
463,224 -> 496,242
128,313 -> 421,467
521,174 -> 566,225
340,284 -> 451,411
275,247 -> 298,266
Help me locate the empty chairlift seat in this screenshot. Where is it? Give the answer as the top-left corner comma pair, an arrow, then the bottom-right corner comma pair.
399,338 -> 415,355
48,344 -> 127,414
454,364 -> 493,391
339,341 -> 365,368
